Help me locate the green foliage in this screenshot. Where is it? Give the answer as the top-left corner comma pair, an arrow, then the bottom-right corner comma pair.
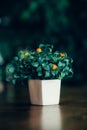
6,44 -> 73,82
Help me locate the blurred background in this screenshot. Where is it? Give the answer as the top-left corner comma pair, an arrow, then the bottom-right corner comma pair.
0,0 -> 87,87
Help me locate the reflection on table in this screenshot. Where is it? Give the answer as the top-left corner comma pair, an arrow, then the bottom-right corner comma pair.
28,106 -> 62,130
0,82 -> 87,130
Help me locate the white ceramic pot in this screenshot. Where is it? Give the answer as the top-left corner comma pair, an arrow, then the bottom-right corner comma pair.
28,79 -> 61,105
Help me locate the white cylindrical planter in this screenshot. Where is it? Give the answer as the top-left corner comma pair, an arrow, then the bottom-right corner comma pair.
28,79 -> 61,105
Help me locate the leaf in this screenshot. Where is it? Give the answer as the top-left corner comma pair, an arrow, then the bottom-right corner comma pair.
42,64 -> 50,70
14,57 -> 18,61
63,59 -> 69,64
20,54 -> 25,60
45,71 -> 50,78
70,58 -> 73,63
45,56 -> 50,60
45,66 -> 50,71
49,48 -> 52,52
68,68 -> 73,77
38,57 -> 44,63
63,66 -> 69,72
42,63 -> 46,67
31,62 -> 39,67
62,66 -> 73,77
58,61 -> 65,67
14,74 -> 20,78
36,66 -> 42,72
39,44 -> 44,48
47,44 -> 53,49
59,72 -> 65,79
61,72 -> 65,77
52,57 -> 58,62
38,72 -> 42,77
55,70 -> 59,75
51,71 -> 56,76
54,51 -> 59,55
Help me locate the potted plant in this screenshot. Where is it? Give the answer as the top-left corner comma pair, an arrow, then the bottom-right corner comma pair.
6,44 -> 73,105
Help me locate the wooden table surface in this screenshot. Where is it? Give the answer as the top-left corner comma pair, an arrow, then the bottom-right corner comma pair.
0,82 -> 87,130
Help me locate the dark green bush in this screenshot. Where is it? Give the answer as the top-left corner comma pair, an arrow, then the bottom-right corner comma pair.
6,44 -> 73,82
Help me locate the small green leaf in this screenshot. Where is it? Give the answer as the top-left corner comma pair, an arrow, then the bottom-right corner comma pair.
42,64 -> 50,70
42,63 -> 45,67
61,72 -> 65,77
51,71 -> 56,76
59,72 -> 65,79
45,56 -> 50,60
32,62 -> 39,67
52,57 -> 58,62
49,63 -> 53,67
70,58 -> 73,63
64,59 -> 69,64
55,70 -> 59,75
39,44 -> 44,48
68,68 -> 73,76
38,57 -> 44,63
14,74 -> 20,78
58,61 -> 65,67
63,66 -> 69,71
45,71 -> 50,78
14,57 -> 18,61
20,54 -> 25,60
54,51 -> 59,55
36,66 -> 42,72
49,48 -> 52,52
38,72 -> 42,77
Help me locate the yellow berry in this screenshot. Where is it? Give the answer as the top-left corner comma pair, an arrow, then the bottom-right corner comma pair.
52,64 -> 57,70
36,48 -> 42,53
60,53 -> 65,57
24,51 -> 29,56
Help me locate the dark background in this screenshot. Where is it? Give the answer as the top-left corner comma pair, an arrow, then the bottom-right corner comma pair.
0,0 -> 87,86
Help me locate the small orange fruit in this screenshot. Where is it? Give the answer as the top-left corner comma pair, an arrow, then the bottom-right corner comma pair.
60,53 -> 65,57
52,64 -> 57,70
24,51 -> 29,56
36,48 -> 42,53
